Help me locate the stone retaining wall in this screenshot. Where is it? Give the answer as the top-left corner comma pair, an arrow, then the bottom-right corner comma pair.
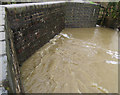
0,1 -> 100,93
6,2 -> 65,65
65,2 -> 100,27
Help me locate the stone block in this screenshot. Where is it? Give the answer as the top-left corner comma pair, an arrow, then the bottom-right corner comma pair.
0,55 -> 7,94
2,55 -> 7,80
0,26 -> 4,32
2,10 -> 5,15
0,32 -> 5,41
0,55 -> 7,81
0,20 -> 5,26
0,7 -> 2,11
0,41 -> 6,55
0,87 -> 7,94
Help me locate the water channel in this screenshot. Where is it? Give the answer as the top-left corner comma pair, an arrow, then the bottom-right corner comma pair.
21,27 -> 118,93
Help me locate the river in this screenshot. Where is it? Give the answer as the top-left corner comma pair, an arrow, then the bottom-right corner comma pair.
20,27 -> 118,93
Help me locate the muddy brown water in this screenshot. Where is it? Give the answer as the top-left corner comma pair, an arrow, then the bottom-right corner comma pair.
21,27 -> 118,93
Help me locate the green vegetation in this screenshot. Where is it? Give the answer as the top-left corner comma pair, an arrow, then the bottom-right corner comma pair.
89,1 -> 97,4
106,2 -> 119,19
98,2 -> 120,28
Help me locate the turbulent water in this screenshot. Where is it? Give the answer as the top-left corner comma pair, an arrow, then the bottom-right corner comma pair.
21,27 -> 118,93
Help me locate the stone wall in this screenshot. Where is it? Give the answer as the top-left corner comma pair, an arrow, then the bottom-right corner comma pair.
65,2 -> 100,28
0,1 -> 100,93
1,0 -> 66,3
6,2 -> 65,65
4,1 -> 65,93
5,2 -> 99,65
0,6 -> 8,94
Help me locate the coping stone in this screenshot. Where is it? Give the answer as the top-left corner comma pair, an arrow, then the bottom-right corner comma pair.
0,32 -> 5,41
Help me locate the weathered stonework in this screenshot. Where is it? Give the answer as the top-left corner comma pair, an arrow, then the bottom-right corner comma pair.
0,1 -> 100,94
0,6 -> 8,94
65,2 -> 100,27
6,2 -> 65,64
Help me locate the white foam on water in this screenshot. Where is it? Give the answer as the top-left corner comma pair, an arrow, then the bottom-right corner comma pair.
106,50 -> 118,59
60,33 -> 70,39
92,83 -> 109,93
106,60 -> 118,64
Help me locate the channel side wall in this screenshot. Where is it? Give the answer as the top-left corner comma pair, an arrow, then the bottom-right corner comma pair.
65,2 -> 100,28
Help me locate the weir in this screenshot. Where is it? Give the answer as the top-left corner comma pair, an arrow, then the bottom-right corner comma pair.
0,1 -> 100,93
